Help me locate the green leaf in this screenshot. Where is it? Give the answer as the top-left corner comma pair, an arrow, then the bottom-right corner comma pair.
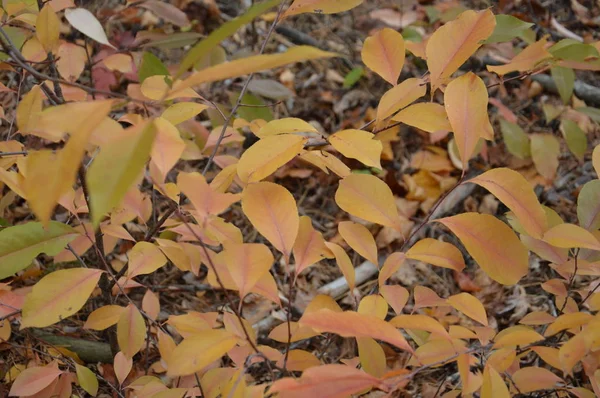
578,180 -> 600,230
499,119 -> 530,159
560,119 -> 587,160
0,27 -> 26,61
75,364 -> 99,397
0,221 -> 78,279
551,66 -> 575,104
87,122 -> 157,227
177,0 -> 281,76
485,15 -> 534,44
402,27 -> 422,42
549,39 -> 600,62
343,67 -> 364,88
138,52 -> 169,83
576,107 -> 600,123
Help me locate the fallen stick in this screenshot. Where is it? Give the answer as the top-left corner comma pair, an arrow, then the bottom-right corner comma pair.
531,74 -> 600,106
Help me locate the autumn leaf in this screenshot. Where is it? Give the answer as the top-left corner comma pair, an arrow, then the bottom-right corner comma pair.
117,304 -> 146,358
126,241 -> 168,279
481,365 -> 510,398
257,117 -> 318,137
216,243 -> 274,299
444,72 -> 494,170
300,309 -> 413,352
283,0 -> 364,17
512,367 -> 562,393
378,252 -> 406,285
178,172 -> 240,221
436,213 -> 529,285
21,268 -> 103,328
293,216 -> 332,275
84,305 -> 126,330
468,168 -> 547,238
36,5 -> 60,52
578,180 -> 600,230
338,221 -> 378,264
361,27 -> 405,85
488,38 -> 552,76
237,134 -> 307,183
335,173 -> 402,230
530,134 -> 560,181
329,129 -> 382,169
376,78 -> 426,123
447,293 -> 488,326
325,242 -> 356,291
75,364 -> 99,396
392,103 -> 452,133
427,9 -> 496,92
406,238 -> 465,271
242,182 -> 299,259
8,361 -> 63,397
543,223 -> 600,250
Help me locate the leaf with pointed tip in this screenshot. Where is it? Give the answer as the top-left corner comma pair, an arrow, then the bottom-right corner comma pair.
293,216 -> 332,275
338,221 -> 378,264
468,168 -> 547,238
543,223 -> 600,250
487,38 -> 552,76
242,182 -> 299,258
361,27 -> 405,85
406,238 -> 465,271
578,180 -> 600,230
36,5 -> 60,52
325,242 -> 355,291
335,174 -> 402,229
447,293 -> 488,326
531,134 -> 560,181
560,119 -> 587,161
444,72 -> 493,170
117,304 -> 146,358
84,305 -> 126,330
392,102 -> 452,133
178,172 -> 240,221
216,243 -> 274,299
21,268 -> 103,328
378,252 -> 406,286
8,362 -> 63,397
427,9 -> 495,92
256,117 -> 318,138
481,365 -> 510,398
436,213 -> 528,285
329,129 -> 382,169
87,121 -> 156,227
376,78 -> 426,123
0,221 -> 78,279
75,364 -> 99,396
64,8 -> 115,49
126,242 -> 168,279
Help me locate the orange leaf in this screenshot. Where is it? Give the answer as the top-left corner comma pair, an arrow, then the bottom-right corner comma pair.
447,292 -> 488,326
493,326 -> 544,348
329,129 -> 382,169
512,367 -> 562,393
481,364 -> 510,398
216,243 -> 274,299
283,0 -> 364,17
150,118 -> 185,181
293,216 -> 332,275
276,350 -> 321,372
378,252 -> 406,285
543,223 -> 600,250
56,42 -> 86,82
406,238 -> 465,271
380,285 -> 409,314
242,181 -> 299,258
270,364 -> 380,398
8,361 -> 63,397
84,305 -> 125,330
117,303 -> 146,358
300,309 -> 413,352
544,312 -> 594,337
390,314 -> 450,338
392,102 -> 452,133
142,289 -> 160,321
426,9 -> 496,92
487,38 -> 552,76
237,134 -> 307,183
324,242 -> 355,291
335,174 -> 402,229
114,351 -> 132,386
178,172 -> 240,221
166,329 -> 237,376
436,213 -> 529,285
126,242 -> 168,279
361,27 -> 405,85
21,268 -> 103,328
444,72 -> 494,170
338,221 -> 378,264
469,168 -> 547,238
376,78 -> 426,123
559,332 -> 588,375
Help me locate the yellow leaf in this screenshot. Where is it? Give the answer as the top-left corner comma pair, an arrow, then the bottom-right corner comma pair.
469,168 -> 547,238
406,238 -> 465,271
283,0 -> 364,17
378,252 -> 406,285
276,349 -> 320,372
256,117 -> 318,138
392,102 -> 452,133
117,304 -> 146,358
390,314 -> 450,338
87,121 -> 156,227
84,305 -> 126,330
488,38 -> 553,76
444,72 -> 494,170
140,76 -> 201,101
543,223 -> 600,250
559,333 -> 588,375
512,367 -> 562,393
376,77 -> 426,123
293,215 -> 332,275
300,309 -> 413,352
166,329 -> 237,376
161,102 -> 208,125
56,43 -> 87,81
23,101 -> 113,225
242,181 -> 299,258
447,292 -> 488,326
357,337 -> 386,377
21,268 -> 103,328
178,172 -> 240,221
457,354 -> 483,395
75,364 -> 99,397
177,46 -> 337,92
493,325 -> 544,348
324,242 -> 355,291
126,241 -> 168,279
335,173 -> 402,229
16,85 -> 43,135
436,213 -> 529,285
102,53 -> 132,73
237,134 -> 307,183
544,312 -> 594,337
357,295 -> 388,320
481,365 -> 510,398
150,118 -> 185,181
299,150 -> 351,178
329,129 -> 382,169
361,27 -> 405,86
593,145 -> 600,176
338,221 -> 378,264
216,243 -> 274,299
36,5 -> 60,52
427,9 -> 496,92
